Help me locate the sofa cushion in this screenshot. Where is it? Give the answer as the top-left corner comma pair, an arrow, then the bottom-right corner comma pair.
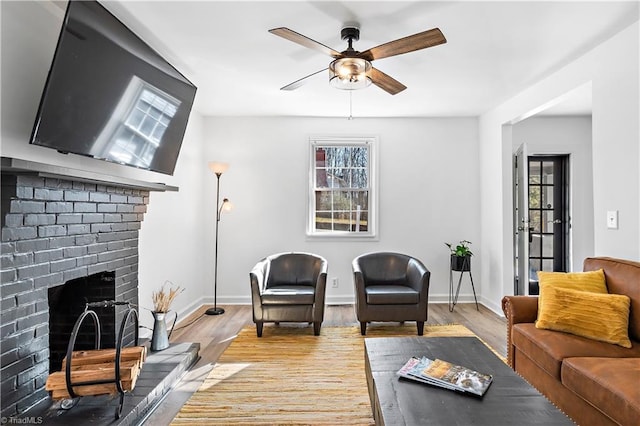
537,269 -> 606,311
584,257 -> 640,342
365,285 -> 419,305
512,323 -> 640,380
562,357 -> 640,426
536,286 -> 632,348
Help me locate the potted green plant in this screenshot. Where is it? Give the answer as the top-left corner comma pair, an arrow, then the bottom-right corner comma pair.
445,240 -> 473,272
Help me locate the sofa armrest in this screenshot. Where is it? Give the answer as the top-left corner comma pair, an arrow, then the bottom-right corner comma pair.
501,295 -> 539,368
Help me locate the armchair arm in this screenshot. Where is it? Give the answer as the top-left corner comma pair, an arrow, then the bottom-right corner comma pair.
312,261 -> 328,321
406,259 -> 430,306
501,295 -> 539,368
249,260 -> 268,321
352,259 -> 368,313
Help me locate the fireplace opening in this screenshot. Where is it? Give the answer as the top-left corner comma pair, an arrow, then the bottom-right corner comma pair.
47,271 -> 116,373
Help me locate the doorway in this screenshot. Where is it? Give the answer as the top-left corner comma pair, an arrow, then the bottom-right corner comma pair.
514,152 -> 570,295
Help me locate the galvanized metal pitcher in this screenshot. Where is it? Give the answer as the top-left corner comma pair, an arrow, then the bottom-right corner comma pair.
150,311 -> 176,351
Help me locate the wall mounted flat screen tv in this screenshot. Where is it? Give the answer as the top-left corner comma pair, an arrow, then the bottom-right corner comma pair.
30,0 -> 197,175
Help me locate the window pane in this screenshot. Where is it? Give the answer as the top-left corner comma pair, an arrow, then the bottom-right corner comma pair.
329,168 -> 349,188
315,148 -> 327,168
333,211 -> 351,231
352,210 -> 368,232
314,212 -> 332,230
333,191 -> 351,210
529,210 -> 541,232
542,161 -> 554,184
529,186 -> 540,208
352,191 -> 368,208
351,146 -> 368,166
351,169 -> 368,188
151,123 -> 166,142
542,234 -> 554,257
315,191 -> 332,210
542,259 -> 554,272
530,234 -> 541,257
529,259 -> 541,281
126,109 -> 144,128
140,116 -> 155,136
529,162 -> 540,184
542,210 -> 554,232
542,186 -> 553,208
148,106 -> 162,119
316,169 -> 329,188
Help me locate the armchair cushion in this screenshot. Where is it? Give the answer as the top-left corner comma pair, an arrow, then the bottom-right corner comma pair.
365,285 -> 420,305
261,285 -> 316,305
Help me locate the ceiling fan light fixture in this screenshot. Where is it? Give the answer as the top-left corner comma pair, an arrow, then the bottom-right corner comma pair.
329,57 -> 372,90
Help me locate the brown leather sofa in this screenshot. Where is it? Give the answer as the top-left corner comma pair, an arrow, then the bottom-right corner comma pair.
352,252 -> 430,335
250,252 -> 327,337
502,257 -> 640,426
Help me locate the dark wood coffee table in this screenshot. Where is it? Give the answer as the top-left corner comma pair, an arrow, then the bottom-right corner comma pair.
364,336 -> 573,425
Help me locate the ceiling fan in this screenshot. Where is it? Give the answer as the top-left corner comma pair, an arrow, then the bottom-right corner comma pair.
269,25 -> 446,95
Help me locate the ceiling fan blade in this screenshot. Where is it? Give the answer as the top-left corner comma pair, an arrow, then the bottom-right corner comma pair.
370,67 -> 406,95
280,68 -> 327,91
359,28 -> 446,61
269,27 -> 342,58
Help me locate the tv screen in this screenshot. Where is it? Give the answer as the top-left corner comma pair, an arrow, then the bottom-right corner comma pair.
30,0 -> 197,175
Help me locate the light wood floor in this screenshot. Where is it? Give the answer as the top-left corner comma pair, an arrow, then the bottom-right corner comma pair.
142,303 -> 507,425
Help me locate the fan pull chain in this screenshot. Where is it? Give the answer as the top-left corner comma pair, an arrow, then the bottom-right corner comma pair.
348,91 -> 354,120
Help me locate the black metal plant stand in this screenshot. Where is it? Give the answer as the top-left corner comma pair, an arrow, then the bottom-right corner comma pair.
448,257 -> 479,312
63,300 -> 139,419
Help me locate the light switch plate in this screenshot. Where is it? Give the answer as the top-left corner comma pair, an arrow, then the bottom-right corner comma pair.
607,210 -> 619,229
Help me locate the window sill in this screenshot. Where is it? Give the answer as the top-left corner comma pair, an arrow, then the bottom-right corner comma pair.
306,232 -> 379,242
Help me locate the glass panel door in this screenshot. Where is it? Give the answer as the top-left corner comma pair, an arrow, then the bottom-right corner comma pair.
527,155 -> 569,294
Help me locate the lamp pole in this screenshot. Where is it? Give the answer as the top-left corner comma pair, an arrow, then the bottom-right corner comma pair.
206,163 -> 229,316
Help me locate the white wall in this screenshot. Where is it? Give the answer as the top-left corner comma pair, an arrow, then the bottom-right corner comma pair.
479,20 -> 639,311
203,116 -> 481,306
0,1 -> 208,332
512,116 -> 594,273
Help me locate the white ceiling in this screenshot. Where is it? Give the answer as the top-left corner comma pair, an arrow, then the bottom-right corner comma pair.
103,1 -> 639,118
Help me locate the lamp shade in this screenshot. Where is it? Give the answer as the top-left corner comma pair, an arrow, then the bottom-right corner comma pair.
208,161 -> 229,174
329,57 -> 372,90
220,198 -> 233,213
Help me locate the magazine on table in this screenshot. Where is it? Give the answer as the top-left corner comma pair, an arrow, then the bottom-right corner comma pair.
396,356 -> 493,396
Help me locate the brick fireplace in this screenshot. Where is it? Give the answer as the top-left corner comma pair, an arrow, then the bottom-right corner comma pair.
0,160 -> 169,418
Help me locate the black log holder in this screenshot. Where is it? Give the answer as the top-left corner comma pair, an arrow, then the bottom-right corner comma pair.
61,300 -> 139,420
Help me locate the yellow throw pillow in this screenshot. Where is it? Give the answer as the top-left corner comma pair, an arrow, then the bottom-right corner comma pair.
537,269 -> 607,312
536,286 -> 631,348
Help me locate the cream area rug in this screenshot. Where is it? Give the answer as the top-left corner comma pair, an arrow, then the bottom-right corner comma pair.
171,324 -> 478,425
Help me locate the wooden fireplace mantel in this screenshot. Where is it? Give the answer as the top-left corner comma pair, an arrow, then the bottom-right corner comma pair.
1,157 -> 179,192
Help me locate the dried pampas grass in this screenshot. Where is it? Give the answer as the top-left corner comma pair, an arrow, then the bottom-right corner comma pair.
152,282 -> 183,313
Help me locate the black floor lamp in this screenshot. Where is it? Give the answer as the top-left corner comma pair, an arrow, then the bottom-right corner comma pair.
206,162 -> 231,316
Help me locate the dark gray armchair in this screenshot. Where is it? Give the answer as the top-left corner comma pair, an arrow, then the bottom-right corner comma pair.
250,252 -> 328,337
353,252 -> 430,335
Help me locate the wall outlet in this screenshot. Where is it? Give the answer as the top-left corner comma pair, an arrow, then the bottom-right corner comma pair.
331,278 -> 339,288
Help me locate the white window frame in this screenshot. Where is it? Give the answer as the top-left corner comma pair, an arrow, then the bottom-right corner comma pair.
307,136 -> 378,239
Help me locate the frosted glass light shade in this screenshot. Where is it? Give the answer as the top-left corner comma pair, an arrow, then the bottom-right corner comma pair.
220,198 -> 233,212
329,57 -> 372,90
208,162 -> 229,174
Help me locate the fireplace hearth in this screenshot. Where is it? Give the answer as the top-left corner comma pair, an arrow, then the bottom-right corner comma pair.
0,160 -> 175,419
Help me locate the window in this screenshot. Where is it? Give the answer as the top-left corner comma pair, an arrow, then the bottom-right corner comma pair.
108,86 -> 179,169
90,76 -> 180,170
308,137 -> 377,238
